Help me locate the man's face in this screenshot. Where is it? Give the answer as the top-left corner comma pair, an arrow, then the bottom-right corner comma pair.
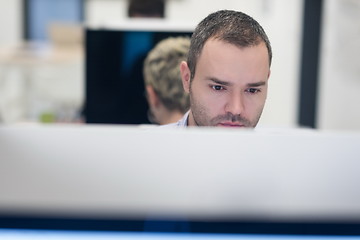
181,39 -> 270,127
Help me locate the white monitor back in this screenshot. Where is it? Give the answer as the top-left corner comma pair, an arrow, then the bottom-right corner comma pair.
0,125 -> 360,222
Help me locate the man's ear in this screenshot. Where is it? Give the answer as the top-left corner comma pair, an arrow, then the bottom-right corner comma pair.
180,61 -> 191,93
145,85 -> 159,108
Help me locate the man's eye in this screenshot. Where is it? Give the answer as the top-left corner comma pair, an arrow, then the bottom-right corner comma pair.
212,85 -> 224,91
246,88 -> 260,94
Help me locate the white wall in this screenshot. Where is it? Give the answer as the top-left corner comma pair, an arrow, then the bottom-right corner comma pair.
0,0 -> 23,123
0,0 -> 22,46
86,0 -> 304,128
317,0 -> 360,130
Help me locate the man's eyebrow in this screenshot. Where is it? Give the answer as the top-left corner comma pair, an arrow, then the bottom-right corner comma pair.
207,78 -> 267,88
207,77 -> 232,86
247,81 -> 267,87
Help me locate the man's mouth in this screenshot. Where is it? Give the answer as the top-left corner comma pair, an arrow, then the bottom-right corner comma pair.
217,122 -> 244,127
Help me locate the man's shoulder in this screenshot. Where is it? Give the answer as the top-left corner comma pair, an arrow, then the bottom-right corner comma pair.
160,111 -> 189,128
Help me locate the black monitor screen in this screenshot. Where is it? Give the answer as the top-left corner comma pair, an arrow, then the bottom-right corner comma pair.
85,29 -> 193,124
1,215 -> 360,239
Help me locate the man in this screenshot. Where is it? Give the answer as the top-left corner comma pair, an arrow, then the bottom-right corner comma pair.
144,37 -> 191,125
168,10 -> 272,128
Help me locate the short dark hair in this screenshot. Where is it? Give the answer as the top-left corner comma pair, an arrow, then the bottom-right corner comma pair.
187,10 -> 272,80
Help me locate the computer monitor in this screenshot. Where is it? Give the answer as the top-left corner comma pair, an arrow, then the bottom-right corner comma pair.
1,125 -> 360,239
84,23 -> 193,124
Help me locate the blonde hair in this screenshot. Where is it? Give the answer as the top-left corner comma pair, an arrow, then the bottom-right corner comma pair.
143,36 -> 190,113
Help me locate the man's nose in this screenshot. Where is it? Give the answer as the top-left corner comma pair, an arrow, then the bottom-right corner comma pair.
225,93 -> 244,115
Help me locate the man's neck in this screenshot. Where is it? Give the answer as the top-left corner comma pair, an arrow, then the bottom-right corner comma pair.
187,111 -> 197,126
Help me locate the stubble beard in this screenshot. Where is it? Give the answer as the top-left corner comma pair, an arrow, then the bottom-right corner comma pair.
189,89 -> 263,128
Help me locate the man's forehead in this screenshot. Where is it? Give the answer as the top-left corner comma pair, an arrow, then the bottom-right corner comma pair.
200,40 -> 269,66
200,38 -> 270,65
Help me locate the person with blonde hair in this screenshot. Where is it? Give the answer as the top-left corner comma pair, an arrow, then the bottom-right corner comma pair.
143,36 -> 190,125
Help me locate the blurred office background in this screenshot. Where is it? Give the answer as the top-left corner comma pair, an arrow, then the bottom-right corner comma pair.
0,0 -> 359,130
